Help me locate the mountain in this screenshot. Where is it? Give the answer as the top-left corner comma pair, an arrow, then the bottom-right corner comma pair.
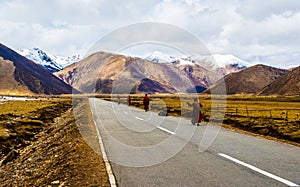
0,43 -> 74,95
144,51 -> 177,63
204,64 -> 289,95
17,48 -> 81,73
144,52 -> 252,76
187,54 -> 252,75
258,66 -> 300,96
55,51 -> 223,94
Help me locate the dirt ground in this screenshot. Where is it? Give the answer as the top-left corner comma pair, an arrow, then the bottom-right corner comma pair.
0,98 -> 110,186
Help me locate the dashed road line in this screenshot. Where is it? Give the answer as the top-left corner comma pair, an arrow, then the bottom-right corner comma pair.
135,117 -> 144,121
218,153 -> 299,187
124,112 -> 129,114
157,126 -> 176,135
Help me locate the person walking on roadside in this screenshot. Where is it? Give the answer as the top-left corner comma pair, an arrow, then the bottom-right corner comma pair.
143,94 -> 150,112
117,95 -> 120,105
127,95 -> 131,106
188,98 -> 203,126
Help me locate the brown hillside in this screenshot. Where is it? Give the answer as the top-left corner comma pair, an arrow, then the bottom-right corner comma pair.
204,64 -> 289,95
55,51 -> 221,94
0,43 -> 74,95
0,57 -> 32,95
258,66 -> 300,96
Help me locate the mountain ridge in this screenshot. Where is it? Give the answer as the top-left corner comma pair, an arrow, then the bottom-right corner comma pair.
258,66 -> 300,96
55,51 -> 222,94
17,48 -> 81,73
0,43 -> 75,95
2,44 -> 297,96
204,64 -> 289,95
144,51 -> 252,76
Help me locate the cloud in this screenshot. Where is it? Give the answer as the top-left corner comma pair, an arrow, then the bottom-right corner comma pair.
237,0 -> 300,21
0,0 -> 158,55
0,0 -> 299,68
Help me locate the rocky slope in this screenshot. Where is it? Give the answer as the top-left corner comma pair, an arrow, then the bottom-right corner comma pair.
55,51 -> 222,94
258,66 -> 300,96
0,43 -> 74,95
204,64 -> 289,95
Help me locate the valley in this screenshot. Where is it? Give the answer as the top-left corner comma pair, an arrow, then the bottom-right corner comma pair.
0,41 -> 299,186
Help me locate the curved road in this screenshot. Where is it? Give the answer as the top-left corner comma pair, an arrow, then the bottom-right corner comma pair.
90,98 -> 299,187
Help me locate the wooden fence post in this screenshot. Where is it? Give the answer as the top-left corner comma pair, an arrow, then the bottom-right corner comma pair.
269,110 -> 272,118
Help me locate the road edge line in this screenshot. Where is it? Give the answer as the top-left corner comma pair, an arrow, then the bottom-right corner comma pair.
90,100 -> 117,187
94,119 -> 117,187
218,153 -> 299,187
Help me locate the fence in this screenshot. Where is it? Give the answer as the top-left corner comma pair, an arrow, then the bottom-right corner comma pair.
102,95 -> 300,123
202,107 -> 300,123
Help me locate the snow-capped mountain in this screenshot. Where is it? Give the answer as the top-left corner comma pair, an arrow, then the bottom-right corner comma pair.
144,51 -> 253,75
144,51 -> 194,65
17,48 -> 81,73
186,54 -> 252,69
144,51 -> 176,63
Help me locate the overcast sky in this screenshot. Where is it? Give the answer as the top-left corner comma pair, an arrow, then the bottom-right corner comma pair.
0,0 -> 300,68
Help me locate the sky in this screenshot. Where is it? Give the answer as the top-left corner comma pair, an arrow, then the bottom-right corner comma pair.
0,0 -> 300,68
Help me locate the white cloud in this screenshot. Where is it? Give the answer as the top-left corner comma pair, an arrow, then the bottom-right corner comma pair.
0,0 -> 158,55
237,0 -> 300,21
0,0 -> 299,68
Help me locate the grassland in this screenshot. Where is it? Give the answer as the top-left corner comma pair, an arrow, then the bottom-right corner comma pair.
97,94 -> 300,144
0,99 -> 57,115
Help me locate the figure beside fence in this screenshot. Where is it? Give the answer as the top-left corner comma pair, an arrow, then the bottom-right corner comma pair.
127,95 -> 131,106
188,98 -> 203,126
143,94 -> 150,112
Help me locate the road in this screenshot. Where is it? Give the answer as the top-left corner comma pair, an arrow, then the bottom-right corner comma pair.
89,98 -> 300,187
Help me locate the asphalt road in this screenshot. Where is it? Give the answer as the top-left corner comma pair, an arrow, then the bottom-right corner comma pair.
89,98 -> 300,187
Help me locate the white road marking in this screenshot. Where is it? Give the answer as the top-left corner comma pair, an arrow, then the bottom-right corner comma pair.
157,126 -> 176,135
218,153 -> 299,187
135,117 -> 144,121
133,114 -> 175,135
90,102 -> 117,187
124,112 -> 129,114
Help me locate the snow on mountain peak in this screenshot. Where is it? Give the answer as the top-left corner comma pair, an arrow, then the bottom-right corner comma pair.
188,54 -> 252,69
143,51 -> 252,76
212,54 -> 251,68
144,51 -> 251,69
17,48 -> 81,73
144,51 -> 195,66
144,51 -> 175,63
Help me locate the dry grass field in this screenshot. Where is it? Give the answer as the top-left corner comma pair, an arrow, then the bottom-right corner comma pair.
0,97 -> 110,186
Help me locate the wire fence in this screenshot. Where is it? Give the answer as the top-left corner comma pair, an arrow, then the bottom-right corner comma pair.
102,95 -> 300,123
202,107 -> 300,123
